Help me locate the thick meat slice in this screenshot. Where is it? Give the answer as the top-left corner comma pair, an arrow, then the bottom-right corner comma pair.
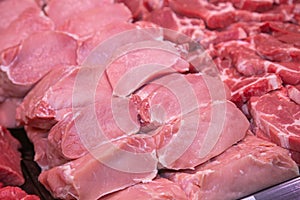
255,128 -> 300,165
0,8 -> 54,62
249,89 -> 300,152
0,98 -> 22,128
0,186 -> 39,200
0,0 -> 39,30
100,178 -> 187,200
0,31 -> 78,101
16,66 -> 80,129
211,0 -> 274,12
24,126 -> 68,170
45,0 -> 131,38
163,133 -> 299,200
39,135 -> 158,200
0,126 -> 24,186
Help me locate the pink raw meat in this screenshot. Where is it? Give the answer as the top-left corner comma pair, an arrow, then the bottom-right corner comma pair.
39,135 -> 158,199
249,88 -> 300,152
0,126 -> 24,186
100,178 -> 187,200
255,128 -> 300,165
16,66 -> 80,129
163,133 -> 299,200
0,8 -> 54,62
45,0 -> 131,38
0,31 -> 78,101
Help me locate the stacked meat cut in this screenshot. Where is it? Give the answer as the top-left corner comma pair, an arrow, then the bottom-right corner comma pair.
0,0 -> 299,199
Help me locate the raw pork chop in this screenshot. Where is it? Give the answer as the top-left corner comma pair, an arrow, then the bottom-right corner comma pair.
45,0 -> 132,39
100,178 -> 187,200
0,31 -> 78,101
249,88 -> 300,152
39,135 -> 158,200
0,7 -> 54,61
0,126 -> 24,186
163,133 -> 299,200
0,186 -> 39,200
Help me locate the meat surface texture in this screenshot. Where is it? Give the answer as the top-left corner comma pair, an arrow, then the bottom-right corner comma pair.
0,126 -> 24,186
1,0 -> 300,199
0,186 -> 40,200
101,178 -> 188,200
163,133 -> 299,200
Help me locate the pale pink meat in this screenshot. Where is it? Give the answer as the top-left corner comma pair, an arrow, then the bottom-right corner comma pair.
0,0 -> 39,30
39,135 -> 158,200
100,178 -> 187,200
45,0 -> 131,38
214,57 -> 283,106
286,84 -> 300,104
16,66 -> 80,129
0,31 -> 78,101
163,133 -> 299,200
0,8 -> 54,61
0,126 -> 24,186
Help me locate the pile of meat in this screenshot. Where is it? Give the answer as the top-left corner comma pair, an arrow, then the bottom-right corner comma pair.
0,0 -> 299,199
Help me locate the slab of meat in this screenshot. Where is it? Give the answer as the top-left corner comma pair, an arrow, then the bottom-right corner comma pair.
100,178 -> 187,200
0,186 -> 39,200
162,133 -> 299,200
249,88 -> 300,153
16,66 -> 80,129
0,7 -> 54,63
39,135 -> 158,200
0,31 -> 78,101
45,0 -> 132,39
0,98 -> 22,128
0,126 -> 24,186
0,0 -> 39,30
287,84 -> 300,104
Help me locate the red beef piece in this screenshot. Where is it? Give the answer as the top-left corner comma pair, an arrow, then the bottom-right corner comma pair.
0,126 -> 24,186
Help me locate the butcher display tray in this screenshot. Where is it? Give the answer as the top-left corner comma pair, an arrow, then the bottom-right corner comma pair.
10,128 -> 300,200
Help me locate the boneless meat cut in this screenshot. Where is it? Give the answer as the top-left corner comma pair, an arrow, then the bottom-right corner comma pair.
0,0 -> 299,199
